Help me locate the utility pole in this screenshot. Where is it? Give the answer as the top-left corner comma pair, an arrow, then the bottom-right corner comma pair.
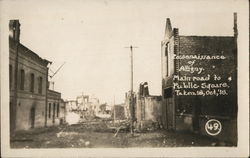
125,45 -> 138,136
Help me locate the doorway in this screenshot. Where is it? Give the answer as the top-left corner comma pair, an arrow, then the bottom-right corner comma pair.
164,87 -> 175,130
30,105 -> 36,128
52,103 -> 56,124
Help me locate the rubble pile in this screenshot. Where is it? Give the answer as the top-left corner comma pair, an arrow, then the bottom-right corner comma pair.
64,121 -> 112,133
136,120 -> 161,132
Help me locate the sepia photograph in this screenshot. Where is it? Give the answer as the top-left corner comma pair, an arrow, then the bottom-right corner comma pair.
1,0 -> 249,157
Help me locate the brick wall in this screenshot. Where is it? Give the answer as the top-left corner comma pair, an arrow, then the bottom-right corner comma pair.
9,38 -> 49,131
161,17 -> 237,144
176,36 -> 237,117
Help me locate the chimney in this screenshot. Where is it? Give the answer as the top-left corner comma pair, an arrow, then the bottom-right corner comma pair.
164,18 -> 172,40
233,13 -> 238,38
9,20 -> 21,42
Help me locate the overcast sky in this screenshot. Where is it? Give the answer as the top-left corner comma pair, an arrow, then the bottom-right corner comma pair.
1,0 -> 246,104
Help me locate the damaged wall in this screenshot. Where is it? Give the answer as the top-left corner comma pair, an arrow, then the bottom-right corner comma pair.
136,95 -> 162,129
113,104 -> 126,121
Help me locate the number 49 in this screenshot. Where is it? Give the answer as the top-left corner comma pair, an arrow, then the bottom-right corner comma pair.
206,122 -> 220,131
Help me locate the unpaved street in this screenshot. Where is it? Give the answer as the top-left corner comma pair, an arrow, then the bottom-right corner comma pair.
10,120 -> 228,148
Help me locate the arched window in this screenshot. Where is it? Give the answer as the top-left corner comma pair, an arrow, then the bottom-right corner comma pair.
53,103 -> 56,123
48,103 -> 51,118
57,103 -> 60,117
38,77 -> 42,94
53,103 -> 56,118
30,73 -> 34,92
20,69 -> 25,90
165,43 -> 169,56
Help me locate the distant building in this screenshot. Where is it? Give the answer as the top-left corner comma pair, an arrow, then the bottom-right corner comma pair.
76,95 -> 89,111
112,104 -> 126,121
161,14 -> 237,144
99,103 -> 108,114
65,95 -> 101,121
46,90 -> 65,126
65,100 -> 78,111
94,103 -> 112,119
9,20 -> 50,131
90,97 -> 100,115
76,94 -> 100,115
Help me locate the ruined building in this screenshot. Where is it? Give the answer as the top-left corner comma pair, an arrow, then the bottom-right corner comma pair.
161,13 -> 238,144
112,104 -> 126,121
9,20 -> 65,132
136,82 -> 162,130
124,83 -> 162,130
76,94 -> 100,116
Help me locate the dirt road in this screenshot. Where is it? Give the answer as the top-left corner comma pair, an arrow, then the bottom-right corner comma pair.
10,121 -> 230,148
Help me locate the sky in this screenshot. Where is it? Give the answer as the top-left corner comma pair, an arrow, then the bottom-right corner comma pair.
1,0 -> 245,104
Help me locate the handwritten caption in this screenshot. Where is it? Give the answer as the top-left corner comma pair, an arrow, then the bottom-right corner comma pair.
173,54 -> 231,96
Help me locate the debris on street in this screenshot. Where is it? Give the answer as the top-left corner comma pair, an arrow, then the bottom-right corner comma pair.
10,120 -> 227,148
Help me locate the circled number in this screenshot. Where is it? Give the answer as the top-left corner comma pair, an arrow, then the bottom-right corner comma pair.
205,119 -> 222,136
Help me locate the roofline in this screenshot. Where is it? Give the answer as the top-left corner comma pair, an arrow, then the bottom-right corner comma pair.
10,38 -> 52,65
48,89 -> 61,95
179,35 -> 234,38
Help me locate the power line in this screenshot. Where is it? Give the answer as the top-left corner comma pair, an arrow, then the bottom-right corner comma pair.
49,62 -> 66,79
71,52 -> 129,57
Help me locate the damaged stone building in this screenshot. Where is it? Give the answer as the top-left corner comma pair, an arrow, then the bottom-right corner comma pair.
9,20 -> 65,132
76,94 -> 100,117
136,82 -> 162,130
125,83 -> 162,130
161,14 -> 237,144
